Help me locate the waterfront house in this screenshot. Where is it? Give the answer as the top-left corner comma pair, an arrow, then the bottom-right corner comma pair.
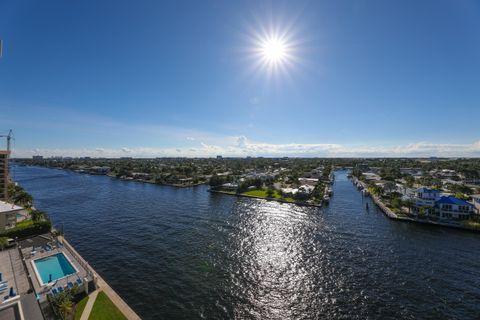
434,196 -> 476,220
441,178 -> 462,186
132,172 -> 152,180
221,182 -> 238,191
362,172 -> 381,181
470,194 -> 480,213
400,187 -> 416,201
298,185 -> 315,195
414,187 -> 441,207
281,187 -> 298,195
411,187 -> 441,216
0,200 -> 22,232
89,166 -> 111,175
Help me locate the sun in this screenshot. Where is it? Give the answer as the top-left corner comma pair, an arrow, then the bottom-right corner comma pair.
260,37 -> 287,64
248,28 -> 297,76
243,17 -> 303,78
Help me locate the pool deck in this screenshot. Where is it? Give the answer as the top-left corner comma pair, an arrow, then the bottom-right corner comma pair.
2,231 -> 141,319
0,248 -> 44,320
21,240 -> 91,303
0,249 -> 30,297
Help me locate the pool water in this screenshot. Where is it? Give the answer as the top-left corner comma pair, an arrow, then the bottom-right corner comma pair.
33,253 -> 77,285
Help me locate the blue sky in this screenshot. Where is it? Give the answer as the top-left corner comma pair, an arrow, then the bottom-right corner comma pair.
1,0 -> 480,157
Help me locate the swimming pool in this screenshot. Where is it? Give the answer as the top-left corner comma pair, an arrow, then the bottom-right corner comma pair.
32,252 -> 78,285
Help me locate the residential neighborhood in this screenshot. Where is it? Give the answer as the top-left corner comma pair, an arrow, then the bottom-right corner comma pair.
351,159 -> 480,230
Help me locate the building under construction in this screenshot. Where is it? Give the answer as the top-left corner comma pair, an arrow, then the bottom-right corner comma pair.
0,130 -> 12,200
0,150 -> 9,200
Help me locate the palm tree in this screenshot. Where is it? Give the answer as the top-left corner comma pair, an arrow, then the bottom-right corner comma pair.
58,299 -> 73,319
30,210 -> 44,222
404,199 -> 415,214
14,191 -> 33,207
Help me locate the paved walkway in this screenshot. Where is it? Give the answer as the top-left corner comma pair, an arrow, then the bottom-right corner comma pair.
78,279 -> 141,320
61,237 -> 141,319
96,276 -> 141,320
79,289 -> 99,320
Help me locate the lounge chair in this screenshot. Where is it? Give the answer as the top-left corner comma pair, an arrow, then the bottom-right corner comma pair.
57,287 -> 64,293
76,278 -> 82,285
67,282 -> 74,288
0,287 -> 7,293
51,288 -> 58,295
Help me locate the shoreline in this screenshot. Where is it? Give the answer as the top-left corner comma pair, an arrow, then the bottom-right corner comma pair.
352,177 -> 480,233
60,236 -> 141,319
18,164 -> 207,188
209,189 -> 322,208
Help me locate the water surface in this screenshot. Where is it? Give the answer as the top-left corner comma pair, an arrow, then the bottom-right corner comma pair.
12,165 -> 480,319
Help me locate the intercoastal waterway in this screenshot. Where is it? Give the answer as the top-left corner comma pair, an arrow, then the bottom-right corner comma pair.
12,165 -> 480,319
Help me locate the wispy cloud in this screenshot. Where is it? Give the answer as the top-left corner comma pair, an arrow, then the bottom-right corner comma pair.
12,136 -> 480,158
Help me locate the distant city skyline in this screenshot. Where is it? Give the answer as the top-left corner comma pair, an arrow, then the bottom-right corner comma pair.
1,0 -> 480,158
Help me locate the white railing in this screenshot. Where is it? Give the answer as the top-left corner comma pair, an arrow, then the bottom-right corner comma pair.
61,238 -> 94,279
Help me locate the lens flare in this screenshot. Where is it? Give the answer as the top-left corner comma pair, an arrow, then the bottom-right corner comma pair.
261,37 -> 287,64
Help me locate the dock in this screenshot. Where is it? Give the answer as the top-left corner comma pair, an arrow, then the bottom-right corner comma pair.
351,176 -> 480,232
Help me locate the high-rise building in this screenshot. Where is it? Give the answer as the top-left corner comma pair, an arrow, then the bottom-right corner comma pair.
0,150 -> 9,200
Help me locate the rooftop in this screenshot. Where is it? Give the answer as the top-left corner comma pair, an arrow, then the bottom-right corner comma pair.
435,196 -> 474,206
0,201 -> 23,213
415,187 -> 440,193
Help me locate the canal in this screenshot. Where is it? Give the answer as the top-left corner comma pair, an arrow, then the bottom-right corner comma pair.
12,165 -> 480,319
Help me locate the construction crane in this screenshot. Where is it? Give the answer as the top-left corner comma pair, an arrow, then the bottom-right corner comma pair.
0,129 -> 13,152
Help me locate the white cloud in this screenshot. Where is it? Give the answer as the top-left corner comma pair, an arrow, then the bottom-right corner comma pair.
11,138 -> 480,158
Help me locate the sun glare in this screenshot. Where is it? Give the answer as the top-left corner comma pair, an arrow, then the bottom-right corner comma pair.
248,27 -> 298,77
261,37 -> 287,64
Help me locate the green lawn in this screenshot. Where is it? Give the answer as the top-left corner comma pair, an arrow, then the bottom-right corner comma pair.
74,296 -> 89,320
15,219 -> 33,228
88,292 -> 127,320
242,189 -> 295,202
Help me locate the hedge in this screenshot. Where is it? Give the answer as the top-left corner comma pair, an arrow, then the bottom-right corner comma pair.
0,220 -> 52,239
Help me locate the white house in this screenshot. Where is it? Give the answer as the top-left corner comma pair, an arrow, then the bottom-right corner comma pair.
281,187 -> 298,195
414,187 -> 441,207
470,195 -> 480,213
0,201 -> 23,232
362,172 -> 381,181
298,185 -> 315,195
298,178 -> 318,186
221,183 -> 238,190
434,196 -> 476,220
